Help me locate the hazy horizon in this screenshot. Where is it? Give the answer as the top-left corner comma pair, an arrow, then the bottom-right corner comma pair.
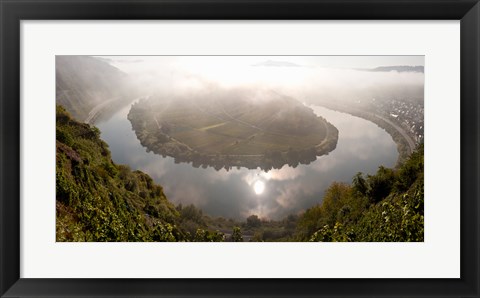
91,55 -> 424,106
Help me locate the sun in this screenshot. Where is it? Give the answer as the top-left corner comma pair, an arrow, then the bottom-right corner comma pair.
254,180 -> 265,195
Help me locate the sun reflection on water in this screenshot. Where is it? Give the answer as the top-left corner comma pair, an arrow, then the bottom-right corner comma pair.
253,180 -> 265,195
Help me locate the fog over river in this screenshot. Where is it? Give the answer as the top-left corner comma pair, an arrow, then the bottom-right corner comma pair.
96,103 -> 397,220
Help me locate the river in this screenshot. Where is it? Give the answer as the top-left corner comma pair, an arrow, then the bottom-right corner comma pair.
96,103 -> 397,220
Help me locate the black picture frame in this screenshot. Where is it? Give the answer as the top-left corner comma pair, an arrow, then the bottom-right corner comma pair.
1,0 -> 479,297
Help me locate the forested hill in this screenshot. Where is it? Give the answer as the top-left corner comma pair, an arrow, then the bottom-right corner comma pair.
56,56 -> 137,122
56,105 -> 186,241
296,144 -> 424,242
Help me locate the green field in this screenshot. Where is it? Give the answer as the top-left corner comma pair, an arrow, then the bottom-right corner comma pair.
141,93 -> 328,154
128,90 -> 338,169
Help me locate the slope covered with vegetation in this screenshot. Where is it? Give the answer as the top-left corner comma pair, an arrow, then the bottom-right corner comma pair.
296,144 -> 424,242
56,105 -> 184,241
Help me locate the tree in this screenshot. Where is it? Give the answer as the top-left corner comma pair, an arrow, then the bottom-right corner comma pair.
180,204 -> 204,224
321,182 -> 351,225
367,166 -> 395,203
232,226 -> 243,242
246,215 -> 261,228
395,143 -> 424,191
194,228 -> 225,242
352,172 -> 368,196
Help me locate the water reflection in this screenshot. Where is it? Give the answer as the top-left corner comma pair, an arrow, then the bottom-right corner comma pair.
253,180 -> 265,195
96,104 -> 397,220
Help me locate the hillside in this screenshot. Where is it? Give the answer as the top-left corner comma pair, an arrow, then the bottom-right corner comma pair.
296,144 -> 424,242
56,56 -> 138,122
56,105 -> 185,241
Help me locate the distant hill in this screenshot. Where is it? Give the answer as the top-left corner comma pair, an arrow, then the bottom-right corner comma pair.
56,56 -> 137,122
367,65 -> 424,73
253,60 -> 301,67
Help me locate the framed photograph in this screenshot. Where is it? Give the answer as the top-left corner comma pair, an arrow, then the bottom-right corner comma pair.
1,0 -> 478,297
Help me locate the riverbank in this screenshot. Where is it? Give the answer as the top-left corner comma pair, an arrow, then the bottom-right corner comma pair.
313,102 -> 416,166
127,96 -> 339,172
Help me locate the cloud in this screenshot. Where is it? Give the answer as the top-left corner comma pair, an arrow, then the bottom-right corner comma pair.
101,56 -> 424,105
260,165 -> 306,181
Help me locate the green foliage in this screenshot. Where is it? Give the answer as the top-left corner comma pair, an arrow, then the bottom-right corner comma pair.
352,172 -> 368,196
234,214 -> 299,242
296,205 -> 323,240
246,215 -> 262,228
309,222 -> 354,242
56,105 -> 187,242
151,222 -> 178,242
296,182 -> 367,240
366,166 -> 396,203
231,226 -> 243,242
178,204 -> 205,225
395,144 -> 424,192
354,183 -> 424,241
194,229 -> 225,242
298,144 -> 424,242
321,182 -> 353,226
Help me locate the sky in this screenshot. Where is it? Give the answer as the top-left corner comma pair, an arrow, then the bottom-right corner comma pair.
97,55 -> 424,72
95,55 -> 424,104
299,56 -> 424,69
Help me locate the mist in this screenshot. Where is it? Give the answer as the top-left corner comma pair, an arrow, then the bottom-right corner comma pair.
100,56 -> 424,106
92,56 -> 422,219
